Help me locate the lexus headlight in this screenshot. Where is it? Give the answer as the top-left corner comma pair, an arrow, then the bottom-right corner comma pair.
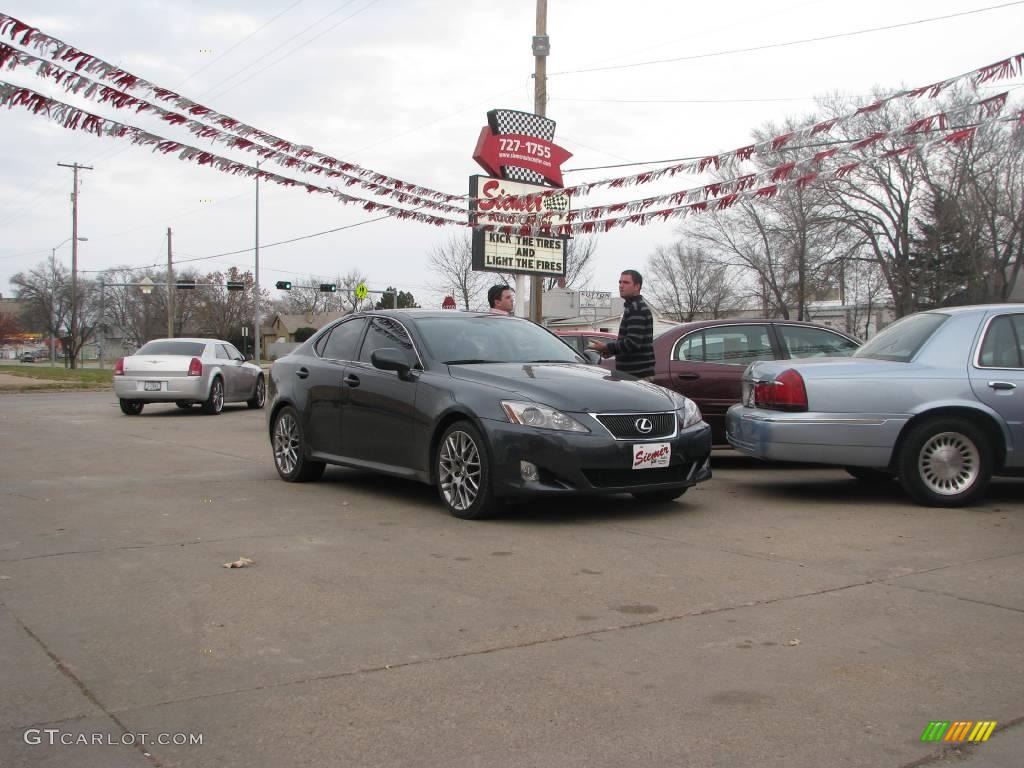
668,390 -> 702,429
501,401 -> 589,432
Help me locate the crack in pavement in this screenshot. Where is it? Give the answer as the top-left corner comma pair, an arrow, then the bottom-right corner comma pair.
8,603 -> 166,767
56,579 -> 889,717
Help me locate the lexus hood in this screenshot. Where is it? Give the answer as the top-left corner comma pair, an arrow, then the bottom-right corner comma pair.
447,362 -> 679,413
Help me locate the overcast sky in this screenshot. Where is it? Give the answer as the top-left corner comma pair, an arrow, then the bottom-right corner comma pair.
1,0 -> 1022,308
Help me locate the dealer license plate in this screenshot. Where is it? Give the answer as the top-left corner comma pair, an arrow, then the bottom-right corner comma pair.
144,381 -> 161,391
632,442 -> 671,470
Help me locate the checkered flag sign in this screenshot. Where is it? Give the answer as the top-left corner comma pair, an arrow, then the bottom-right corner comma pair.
543,192 -> 569,213
487,109 -> 557,186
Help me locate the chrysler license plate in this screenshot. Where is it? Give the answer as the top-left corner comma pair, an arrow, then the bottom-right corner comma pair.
144,381 -> 161,391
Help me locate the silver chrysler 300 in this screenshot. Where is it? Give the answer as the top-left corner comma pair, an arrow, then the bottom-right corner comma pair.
114,338 -> 265,416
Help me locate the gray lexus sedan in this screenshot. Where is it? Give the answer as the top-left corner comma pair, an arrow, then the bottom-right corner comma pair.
267,310 -> 712,519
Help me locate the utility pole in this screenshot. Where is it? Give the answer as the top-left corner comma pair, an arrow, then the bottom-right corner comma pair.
58,161 -> 93,369
530,0 -> 548,325
167,227 -> 175,338
253,161 -> 261,361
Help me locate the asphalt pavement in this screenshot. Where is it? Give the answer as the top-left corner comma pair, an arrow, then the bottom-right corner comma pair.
1,390 -> 1022,768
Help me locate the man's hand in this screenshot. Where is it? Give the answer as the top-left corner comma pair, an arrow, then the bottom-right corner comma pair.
589,340 -> 609,356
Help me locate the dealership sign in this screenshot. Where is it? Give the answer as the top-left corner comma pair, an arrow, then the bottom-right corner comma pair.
473,127 -> 572,187
470,175 -> 569,278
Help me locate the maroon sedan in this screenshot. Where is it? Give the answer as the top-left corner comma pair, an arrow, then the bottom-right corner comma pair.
554,329 -> 617,355
604,319 -> 860,445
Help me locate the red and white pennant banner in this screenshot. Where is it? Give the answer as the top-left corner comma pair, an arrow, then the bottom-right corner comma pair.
0,41 -> 467,216
2,11 -> 1020,209
0,12 -> 462,204
477,109 -> 1023,237
0,81 -> 468,229
471,93 -> 1010,227
1,77 -> 1016,238
537,54 -> 1024,203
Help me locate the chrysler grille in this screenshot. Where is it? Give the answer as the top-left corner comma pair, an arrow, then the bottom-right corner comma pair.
593,412 -> 675,440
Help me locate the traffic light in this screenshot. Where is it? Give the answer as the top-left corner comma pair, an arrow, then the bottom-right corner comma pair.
275,280 -> 292,290
319,283 -> 337,293
226,281 -> 245,291
176,279 -> 196,289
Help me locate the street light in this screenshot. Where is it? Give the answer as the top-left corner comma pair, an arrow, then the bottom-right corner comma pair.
51,236 -> 88,366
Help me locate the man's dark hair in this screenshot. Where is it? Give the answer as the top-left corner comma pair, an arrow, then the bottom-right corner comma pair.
621,269 -> 643,288
487,284 -> 511,308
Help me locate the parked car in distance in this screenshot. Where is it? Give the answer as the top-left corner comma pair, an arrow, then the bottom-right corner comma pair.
554,329 -> 618,355
726,304 -> 1024,507
20,352 -> 36,363
113,337 -> 265,416
268,310 -> 712,519
637,319 -> 861,445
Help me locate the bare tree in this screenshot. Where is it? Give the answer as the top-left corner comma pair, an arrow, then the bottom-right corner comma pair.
428,234 -> 489,310
284,277 -> 344,314
645,241 -> 738,320
280,271 -> 366,315
336,268 -> 372,313
11,255 -> 102,364
918,114 -> 1024,303
11,255 -> 70,348
543,235 -> 597,290
98,267 -> 165,346
193,268 -> 269,341
817,92 -> 934,317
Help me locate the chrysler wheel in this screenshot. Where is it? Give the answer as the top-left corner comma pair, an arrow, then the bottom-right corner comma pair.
272,406 -> 325,482
119,399 -> 144,416
202,377 -> 224,415
899,417 -> 991,507
247,376 -> 266,409
436,421 -> 497,519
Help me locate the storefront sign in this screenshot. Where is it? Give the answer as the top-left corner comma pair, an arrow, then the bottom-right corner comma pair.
579,290 -> 612,309
469,175 -> 568,278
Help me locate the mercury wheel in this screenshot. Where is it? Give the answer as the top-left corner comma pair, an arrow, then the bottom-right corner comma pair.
898,417 -> 991,507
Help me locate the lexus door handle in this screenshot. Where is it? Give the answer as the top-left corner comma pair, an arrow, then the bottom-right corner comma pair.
343,374 -> 360,387
987,381 -> 1016,391
676,373 -> 700,380
295,367 -> 309,379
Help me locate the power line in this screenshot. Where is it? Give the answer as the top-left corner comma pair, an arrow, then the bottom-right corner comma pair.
553,82 -> 1024,105
198,0 -> 364,102
80,209 -> 404,274
207,0 -> 382,101
549,1 -> 1024,76
173,0 -> 307,89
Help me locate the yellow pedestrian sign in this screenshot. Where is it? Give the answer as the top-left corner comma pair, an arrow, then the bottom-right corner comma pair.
355,283 -> 368,300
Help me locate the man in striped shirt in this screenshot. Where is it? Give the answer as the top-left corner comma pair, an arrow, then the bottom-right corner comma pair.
589,270 -> 656,380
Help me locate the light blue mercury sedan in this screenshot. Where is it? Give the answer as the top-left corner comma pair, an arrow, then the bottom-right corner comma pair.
726,304 -> 1024,507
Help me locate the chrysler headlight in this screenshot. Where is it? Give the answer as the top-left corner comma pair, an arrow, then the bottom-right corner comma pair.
667,390 -> 702,429
501,401 -> 589,432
